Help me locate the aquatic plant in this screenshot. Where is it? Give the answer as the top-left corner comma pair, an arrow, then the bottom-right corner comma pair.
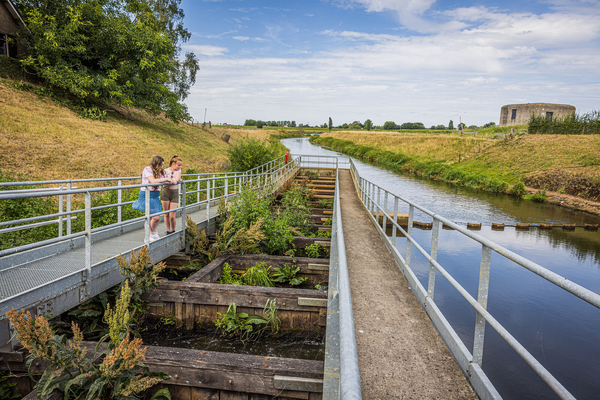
241,262 -> 274,287
272,263 -> 307,286
305,243 -> 325,258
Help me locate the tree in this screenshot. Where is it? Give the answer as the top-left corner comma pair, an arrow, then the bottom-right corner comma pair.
244,119 -> 257,126
483,122 -> 496,128
227,138 -> 277,171
458,122 -> 466,130
365,119 -> 372,131
256,121 -> 264,129
328,117 -> 332,131
383,121 -> 398,130
14,0 -> 198,121
448,120 -> 454,130
290,121 -> 296,127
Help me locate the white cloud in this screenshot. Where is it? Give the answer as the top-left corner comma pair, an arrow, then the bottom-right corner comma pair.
232,36 -> 266,42
182,45 -> 229,56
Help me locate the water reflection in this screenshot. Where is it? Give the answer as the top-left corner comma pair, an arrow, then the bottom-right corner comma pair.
282,137 -> 600,399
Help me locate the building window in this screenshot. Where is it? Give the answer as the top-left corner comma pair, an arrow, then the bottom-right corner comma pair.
0,34 -> 7,56
511,109 -> 517,120
546,112 -> 553,122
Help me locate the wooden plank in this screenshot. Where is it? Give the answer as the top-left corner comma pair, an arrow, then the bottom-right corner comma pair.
169,385 -> 192,400
220,390 -> 248,400
175,303 -> 184,324
318,308 -> 327,326
278,310 -> 292,328
292,312 -> 311,329
185,303 -> 195,331
191,387 -> 220,400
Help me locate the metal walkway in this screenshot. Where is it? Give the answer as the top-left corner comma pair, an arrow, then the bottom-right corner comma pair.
0,156 -> 302,350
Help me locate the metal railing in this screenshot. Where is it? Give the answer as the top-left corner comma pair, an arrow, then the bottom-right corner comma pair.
349,159 -> 600,400
0,155 -> 298,259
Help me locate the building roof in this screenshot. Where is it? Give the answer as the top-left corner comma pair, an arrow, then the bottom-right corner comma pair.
1,0 -> 29,32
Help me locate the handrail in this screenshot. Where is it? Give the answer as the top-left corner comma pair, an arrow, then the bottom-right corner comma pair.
334,167 -> 362,399
0,156 -> 301,257
348,158 -> 593,400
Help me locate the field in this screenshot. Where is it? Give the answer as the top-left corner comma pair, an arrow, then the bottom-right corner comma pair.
314,130 -> 600,201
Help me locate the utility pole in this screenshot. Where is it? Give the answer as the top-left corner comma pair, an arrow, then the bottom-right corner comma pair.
203,108 -> 207,125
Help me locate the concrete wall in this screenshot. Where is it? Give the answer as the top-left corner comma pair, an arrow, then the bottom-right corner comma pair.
499,103 -> 576,126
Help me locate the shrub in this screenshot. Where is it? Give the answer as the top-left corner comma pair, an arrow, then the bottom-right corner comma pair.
511,182 -> 526,196
227,137 -> 277,171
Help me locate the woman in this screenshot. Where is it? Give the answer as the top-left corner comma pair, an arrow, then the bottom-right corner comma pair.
160,155 -> 183,235
132,156 -> 177,242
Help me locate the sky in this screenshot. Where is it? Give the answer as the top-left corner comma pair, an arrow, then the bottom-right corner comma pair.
179,0 -> 600,127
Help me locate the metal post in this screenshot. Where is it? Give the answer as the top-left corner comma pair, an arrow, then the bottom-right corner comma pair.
66,181 -> 72,235
144,186 -> 150,246
427,219 -> 440,299
473,244 -> 492,365
117,179 -> 123,223
382,190 -> 388,234
376,187 -> 381,229
84,191 -> 92,298
58,186 -> 64,238
197,178 -> 200,204
225,177 -> 229,204
406,205 -> 414,268
206,179 -> 211,224
181,183 -> 186,248
392,197 -> 398,246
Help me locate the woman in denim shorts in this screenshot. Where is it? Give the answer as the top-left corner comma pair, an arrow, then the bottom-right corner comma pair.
160,155 -> 183,234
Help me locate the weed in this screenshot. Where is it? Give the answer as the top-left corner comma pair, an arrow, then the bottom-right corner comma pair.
0,371 -> 18,399
214,299 -> 280,341
217,263 -> 242,285
525,189 -> 547,203
272,263 -> 307,286
510,182 -> 526,196
323,217 -> 332,226
317,230 -> 332,238
305,243 -> 324,258
242,262 -> 274,287
316,198 -> 333,209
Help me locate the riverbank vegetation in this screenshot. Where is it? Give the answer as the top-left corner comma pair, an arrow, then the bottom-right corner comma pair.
311,131 -> 600,201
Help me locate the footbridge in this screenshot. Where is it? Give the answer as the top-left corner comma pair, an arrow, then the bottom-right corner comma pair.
1,155 -> 599,400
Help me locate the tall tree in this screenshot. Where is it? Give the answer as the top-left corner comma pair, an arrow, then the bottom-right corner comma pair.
328,117 -> 332,131
365,119 -> 372,131
448,120 -> 454,130
14,0 -> 198,121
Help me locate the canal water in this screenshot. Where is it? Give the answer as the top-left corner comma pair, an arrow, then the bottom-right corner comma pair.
282,137 -> 600,400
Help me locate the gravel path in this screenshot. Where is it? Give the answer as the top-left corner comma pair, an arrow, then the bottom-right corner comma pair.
338,170 -> 478,399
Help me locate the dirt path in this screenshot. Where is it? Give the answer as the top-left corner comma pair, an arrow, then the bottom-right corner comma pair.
338,169 -> 478,399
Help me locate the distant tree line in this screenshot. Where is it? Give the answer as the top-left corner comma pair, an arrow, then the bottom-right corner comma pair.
244,120 -> 296,128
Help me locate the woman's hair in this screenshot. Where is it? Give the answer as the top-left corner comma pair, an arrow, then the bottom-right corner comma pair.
169,155 -> 183,166
149,155 -> 165,179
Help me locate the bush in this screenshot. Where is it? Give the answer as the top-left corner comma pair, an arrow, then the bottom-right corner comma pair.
529,111 -> 600,135
227,137 -> 277,171
511,182 -> 526,196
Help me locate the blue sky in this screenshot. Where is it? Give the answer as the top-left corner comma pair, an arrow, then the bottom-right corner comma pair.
180,0 -> 600,127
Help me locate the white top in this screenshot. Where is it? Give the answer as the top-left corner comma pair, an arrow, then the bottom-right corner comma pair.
163,167 -> 181,190
141,166 -> 162,191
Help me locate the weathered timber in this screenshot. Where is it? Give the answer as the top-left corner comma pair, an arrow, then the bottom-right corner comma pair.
516,223 -> 530,230
467,223 -> 482,230
373,212 -> 410,226
145,346 -> 323,399
491,223 -> 505,231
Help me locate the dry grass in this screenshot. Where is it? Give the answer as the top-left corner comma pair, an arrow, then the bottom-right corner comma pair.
321,130 -> 600,182
0,80 -> 282,181
322,131 -> 495,163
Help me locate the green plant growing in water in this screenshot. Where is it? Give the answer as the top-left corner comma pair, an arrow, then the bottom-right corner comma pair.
317,230 -> 332,238
323,217 -> 332,226
510,182 -> 526,197
242,262 -> 274,287
316,198 -> 333,209
214,299 -> 280,341
272,263 -> 307,286
524,189 -> 547,203
305,243 -> 324,258
217,263 -> 242,285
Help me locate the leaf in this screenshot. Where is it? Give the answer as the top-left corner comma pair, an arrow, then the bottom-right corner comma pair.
150,388 -> 172,400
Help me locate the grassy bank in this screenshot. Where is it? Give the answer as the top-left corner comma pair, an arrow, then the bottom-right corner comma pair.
0,79 -> 297,181
311,131 -> 600,201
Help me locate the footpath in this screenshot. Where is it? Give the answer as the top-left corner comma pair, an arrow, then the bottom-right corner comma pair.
338,169 -> 478,399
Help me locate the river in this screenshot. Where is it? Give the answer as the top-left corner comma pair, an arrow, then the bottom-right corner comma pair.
282,137 -> 600,400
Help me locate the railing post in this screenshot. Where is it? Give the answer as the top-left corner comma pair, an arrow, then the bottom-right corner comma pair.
382,190 -> 388,235
144,186 -> 151,246
197,177 -> 200,204
206,179 -> 211,226
225,176 -> 229,204
376,187 -> 381,229
117,179 -> 123,223
392,197 -> 398,245
406,205 -> 414,268
473,244 -> 492,365
58,185 -> 64,238
84,191 -> 92,298
181,183 -> 186,248
427,218 -> 440,299
66,180 -> 72,236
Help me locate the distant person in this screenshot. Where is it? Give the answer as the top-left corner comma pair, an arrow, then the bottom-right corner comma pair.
161,155 -> 184,235
132,156 -> 176,242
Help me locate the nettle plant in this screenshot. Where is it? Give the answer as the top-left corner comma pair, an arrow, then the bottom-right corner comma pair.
214,300 -> 280,341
